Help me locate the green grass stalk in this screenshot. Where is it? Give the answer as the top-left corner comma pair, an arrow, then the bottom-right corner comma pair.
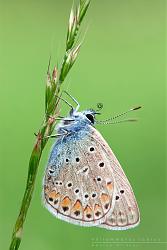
9,1 -> 90,249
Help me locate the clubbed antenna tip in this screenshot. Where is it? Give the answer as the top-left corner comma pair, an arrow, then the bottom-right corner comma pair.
131,106 -> 142,111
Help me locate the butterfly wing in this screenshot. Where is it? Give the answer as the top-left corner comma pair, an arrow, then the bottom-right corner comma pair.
43,128 -> 116,227
89,127 -> 140,230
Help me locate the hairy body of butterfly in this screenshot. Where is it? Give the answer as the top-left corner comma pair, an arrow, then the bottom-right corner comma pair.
43,108 -> 140,230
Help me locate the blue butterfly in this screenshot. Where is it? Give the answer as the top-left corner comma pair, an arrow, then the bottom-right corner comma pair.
43,92 -> 140,230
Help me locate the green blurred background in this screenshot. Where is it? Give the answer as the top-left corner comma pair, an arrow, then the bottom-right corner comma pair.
0,0 -> 166,249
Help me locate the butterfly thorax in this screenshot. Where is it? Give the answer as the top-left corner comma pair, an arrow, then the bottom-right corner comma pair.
56,110 -> 95,136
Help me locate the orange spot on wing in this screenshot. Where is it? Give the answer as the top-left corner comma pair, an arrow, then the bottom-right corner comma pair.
94,204 -> 102,212
60,196 -> 71,207
44,186 -> 50,194
107,182 -> 113,191
71,200 -> 83,218
84,205 -> 92,213
60,196 -> 72,213
84,205 -> 93,220
100,193 -> 109,204
73,200 -> 82,210
94,204 -> 103,218
48,191 -> 60,199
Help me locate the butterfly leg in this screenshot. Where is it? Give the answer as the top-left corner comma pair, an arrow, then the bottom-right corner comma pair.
34,129 -> 70,139
54,95 -> 74,110
62,91 -> 80,111
45,134 -> 63,138
45,129 -> 70,139
45,114 -> 74,122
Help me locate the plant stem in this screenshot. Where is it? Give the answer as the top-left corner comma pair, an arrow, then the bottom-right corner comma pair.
9,1 -> 90,249
9,119 -> 55,250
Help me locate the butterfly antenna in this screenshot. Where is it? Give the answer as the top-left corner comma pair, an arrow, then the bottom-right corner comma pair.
96,106 -> 141,124
97,118 -> 138,125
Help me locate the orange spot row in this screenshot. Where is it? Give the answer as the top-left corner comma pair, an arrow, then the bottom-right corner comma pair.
47,191 -> 111,220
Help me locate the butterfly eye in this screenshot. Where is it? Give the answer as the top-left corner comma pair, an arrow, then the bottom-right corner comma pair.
85,114 -> 94,124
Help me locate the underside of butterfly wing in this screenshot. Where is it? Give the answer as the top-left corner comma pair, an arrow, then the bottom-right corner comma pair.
89,127 -> 140,230
43,129 -> 115,227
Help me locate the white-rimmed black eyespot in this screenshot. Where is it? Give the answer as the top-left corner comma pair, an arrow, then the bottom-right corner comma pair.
49,168 -> 55,174
76,157 -> 80,162
74,188 -> 80,194
55,181 -> 63,186
89,146 -> 95,152
82,167 -> 89,173
92,192 -> 97,198
65,158 -> 69,163
54,199 -> 58,205
120,189 -> 124,194
48,168 -> 55,176
96,176 -> 102,182
99,162 -> 105,168
66,182 -> 73,188
77,166 -> 89,175
84,193 -> 89,199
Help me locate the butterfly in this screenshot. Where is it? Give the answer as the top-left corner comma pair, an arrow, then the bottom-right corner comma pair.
43,92 -> 140,230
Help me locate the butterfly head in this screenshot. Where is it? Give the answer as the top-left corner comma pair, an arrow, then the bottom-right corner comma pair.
57,109 -> 100,134
68,108 -> 99,125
